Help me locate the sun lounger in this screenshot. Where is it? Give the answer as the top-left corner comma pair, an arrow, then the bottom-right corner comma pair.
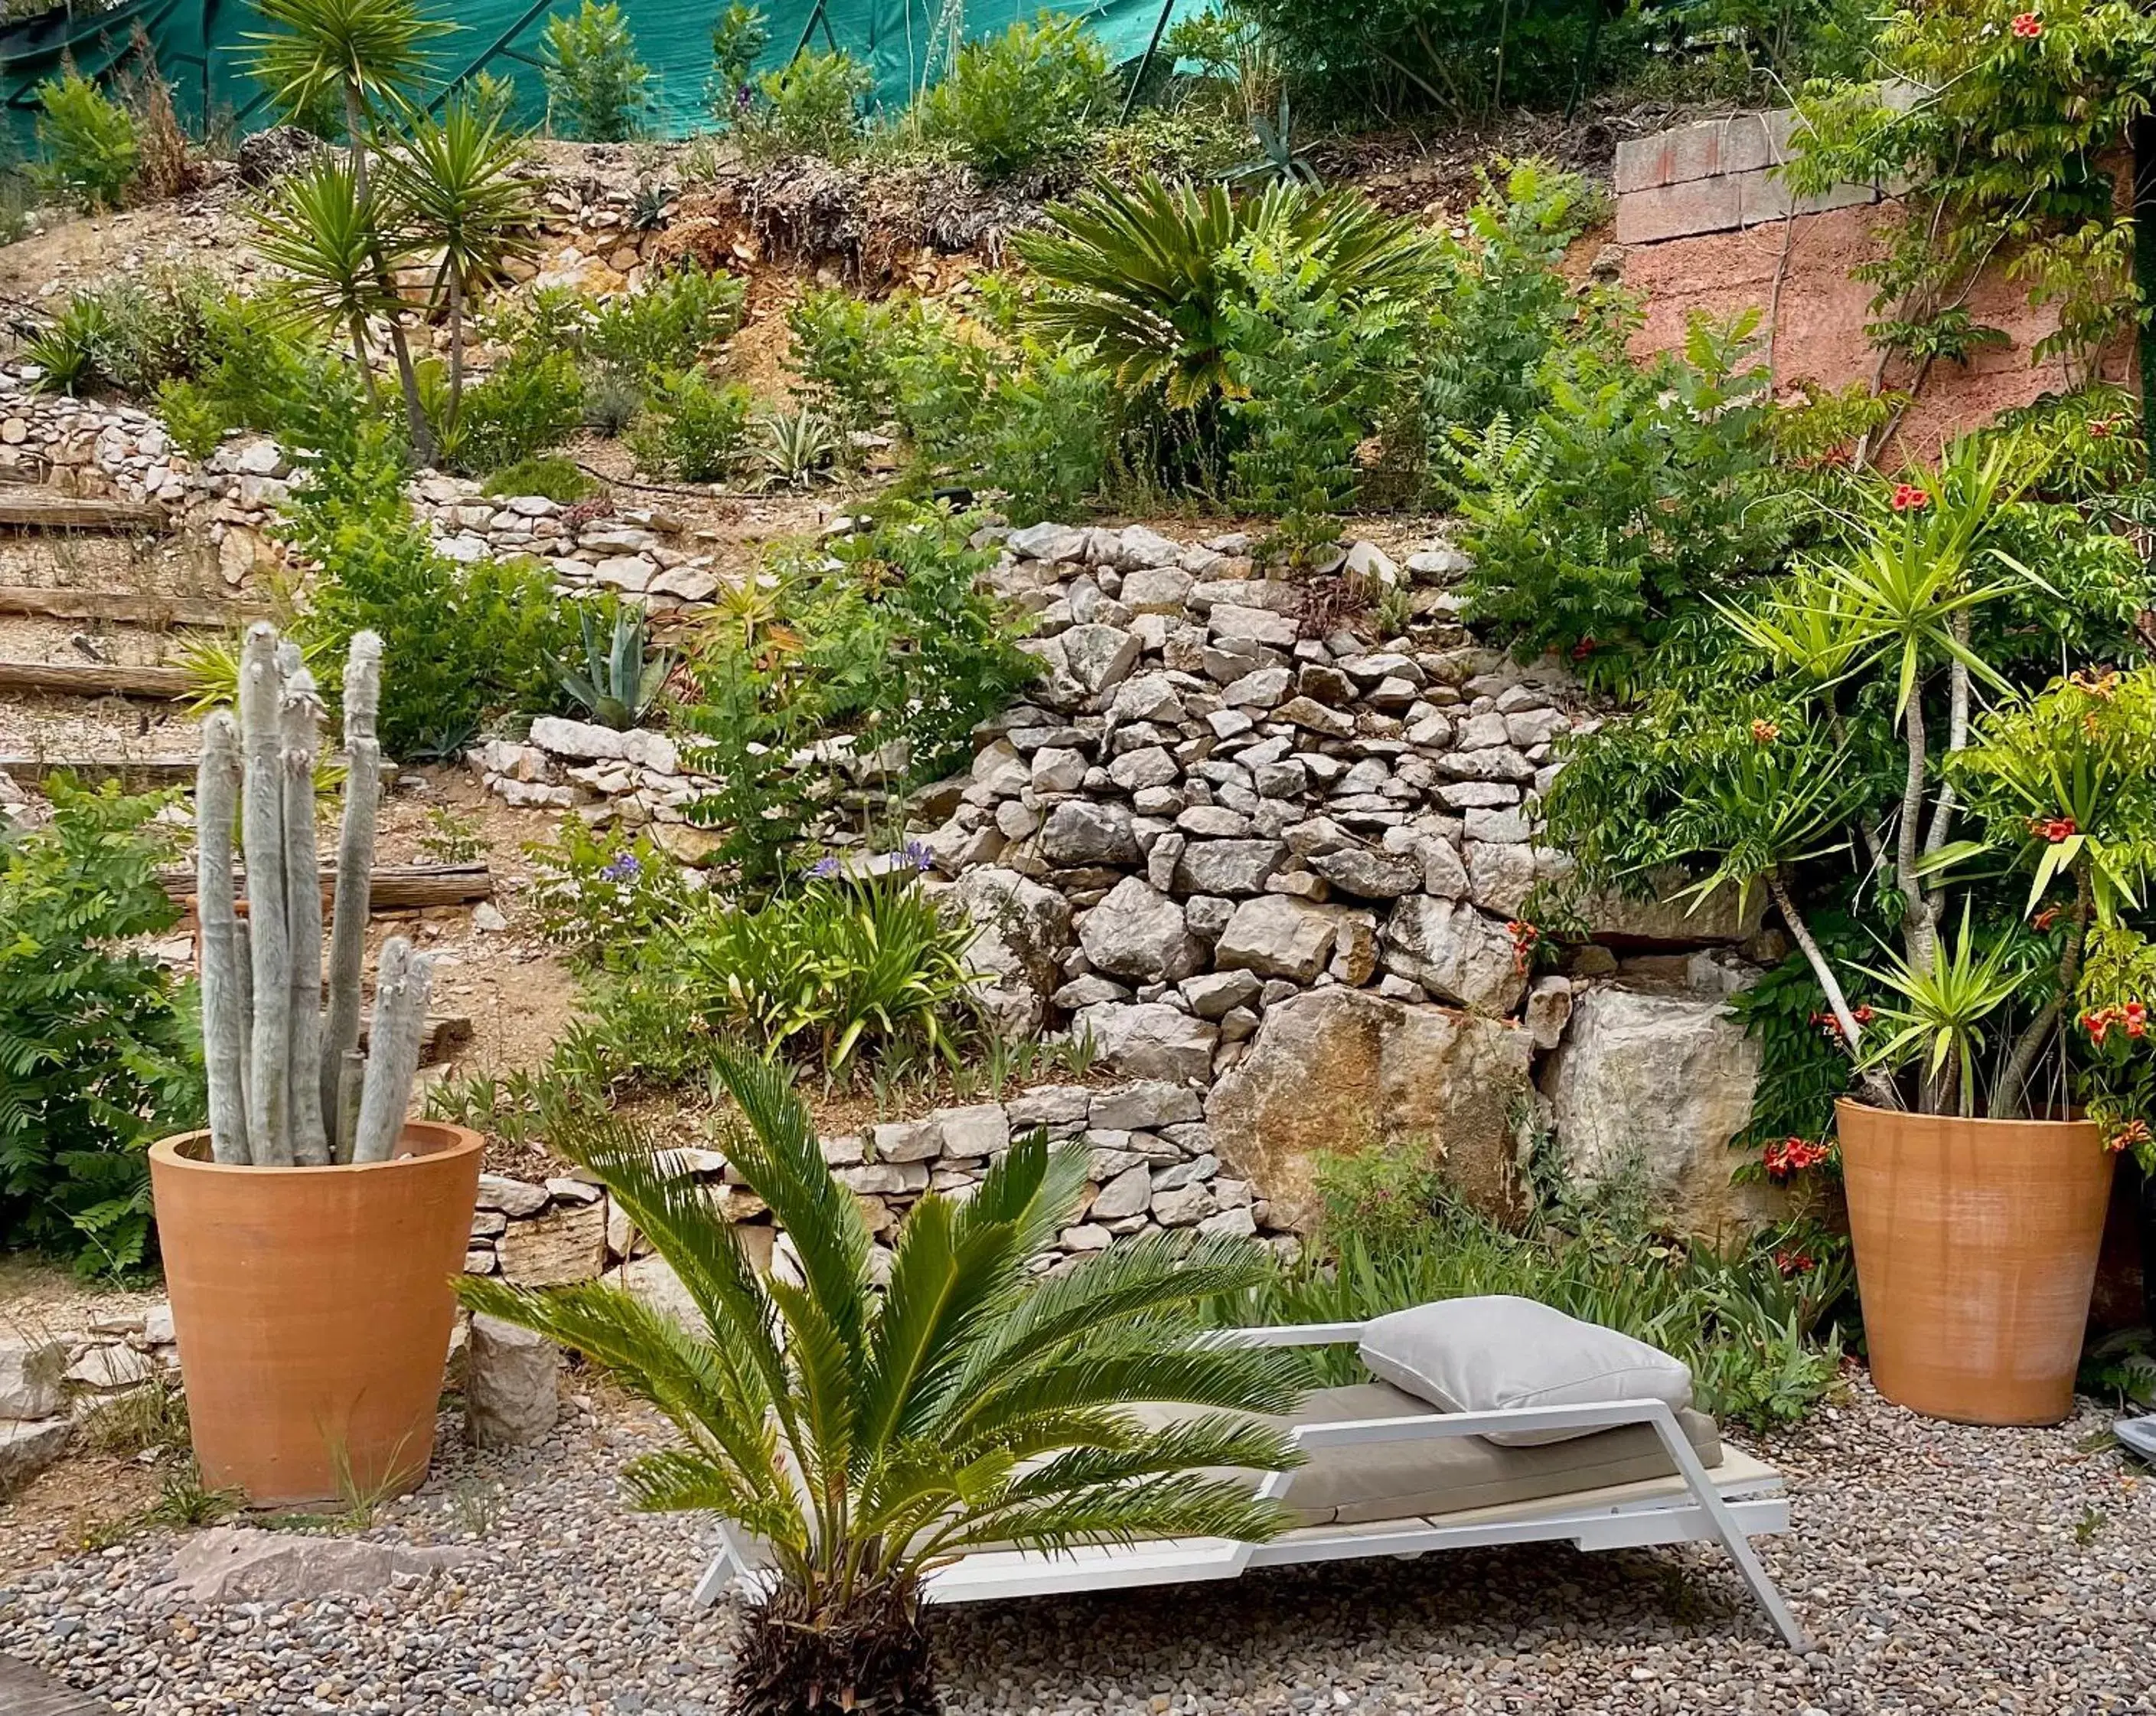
688,1317 -> 1812,1652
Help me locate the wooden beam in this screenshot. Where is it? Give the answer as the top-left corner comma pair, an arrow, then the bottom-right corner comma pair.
0,660 -> 193,698
0,492 -> 165,530
161,862 -> 494,910
0,586 -> 263,628
361,1013 -> 474,1065
0,755 -> 200,786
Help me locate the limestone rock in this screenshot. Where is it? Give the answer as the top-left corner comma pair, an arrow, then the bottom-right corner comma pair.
0,1417 -> 70,1493
950,866 -> 1071,1036
1571,869 -> 1769,945
1081,876 -> 1202,983
605,1254 -> 702,1328
1173,838 -> 1286,896
465,1313 -> 560,1447
0,1340 -> 66,1421
1208,987 -> 1535,1226
1089,1163 -> 1153,1221
1214,896 -> 1340,984
1310,845 -> 1421,899
1539,985 -> 1779,1242
476,1173 -> 550,1218
1381,898 -> 1527,1014
155,1526 -> 471,1607
497,1202 -> 608,1287
1041,799 -> 1139,866
1091,1081 -> 1205,1130
1071,1002 -> 1218,1083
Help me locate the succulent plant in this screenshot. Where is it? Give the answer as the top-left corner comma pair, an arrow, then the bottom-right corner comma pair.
197,623 -> 433,1166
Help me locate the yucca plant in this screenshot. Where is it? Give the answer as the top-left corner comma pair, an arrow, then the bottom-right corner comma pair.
254,157 -> 413,403
1858,902 -> 2029,1117
556,602 -> 671,730
1014,174 -> 1439,409
458,1049 -> 1303,1714
381,94 -> 537,422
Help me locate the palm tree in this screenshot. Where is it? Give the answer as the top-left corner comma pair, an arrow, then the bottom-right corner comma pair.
383,96 -> 537,425
255,157 -> 413,404
246,0 -> 448,459
460,1048 -> 1304,1714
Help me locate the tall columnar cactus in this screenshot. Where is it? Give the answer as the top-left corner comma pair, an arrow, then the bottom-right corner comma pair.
195,624 -> 434,1169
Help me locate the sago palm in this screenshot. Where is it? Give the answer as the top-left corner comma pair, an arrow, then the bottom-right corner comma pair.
459,1048 -> 1303,1714
383,96 -> 537,421
1015,174 -> 1437,409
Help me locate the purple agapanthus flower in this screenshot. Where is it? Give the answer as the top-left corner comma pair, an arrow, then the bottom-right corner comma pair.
903,839 -> 934,873
602,852 -> 642,882
810,854 -> 843,880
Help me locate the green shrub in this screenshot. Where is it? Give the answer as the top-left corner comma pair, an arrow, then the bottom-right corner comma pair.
1421,159 -> 1601,438
738,47 -> 870,163
24,295 -> 111,396
1220,237 -> 1414,527
0,780 -> 204,1278
33,68 -> 139,212
286,423 -> 573,756
25,266 -> 227,400
1439,311 -> 1789,692
680,502 -> 1037,882
785,287 -> 931,432
628,368 -> 754,481
710,1 -> 769,115
483,453 -> 599,501
914,11 -> 1114,179
541,0 -> 651,141
586,266 -> 746,376
527,820 -> 694,964
443,349 -> 585,474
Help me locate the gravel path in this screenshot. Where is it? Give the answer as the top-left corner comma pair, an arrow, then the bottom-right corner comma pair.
4,1377 -> 2152,1714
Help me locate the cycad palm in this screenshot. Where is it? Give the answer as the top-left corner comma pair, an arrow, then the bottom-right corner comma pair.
460,1047 -> 1303,1714
1015,174 -> 1438,409
383,96 -> 536,421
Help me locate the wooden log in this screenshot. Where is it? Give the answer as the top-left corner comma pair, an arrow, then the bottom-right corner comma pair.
161,861 -> 494,910
0,586 -> 266,628
0,755 -> 201,785
358,1012 -> 473,1065
0,660 -> 194,698
0,491 -> 165,530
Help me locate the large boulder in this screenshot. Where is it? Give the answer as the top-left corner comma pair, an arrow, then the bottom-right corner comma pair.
1208,987 -> 1535,1227
1071,1001 -> 1218,1083
948,866 -> 1072,1035
1080,877 -> 1203,983
1380,898 -> 1527,1014
1538,984 -> 1780,1241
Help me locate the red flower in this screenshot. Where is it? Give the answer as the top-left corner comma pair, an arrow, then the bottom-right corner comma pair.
2089,418 -> 2115,438
2029,814 -> 2077,843
1505,919 -> 1541,975
2108,1118 -> 2151,1154
1764,1137 -> 1831,1180
2011,11 -> 2042,36
2127,1002 -> 2148,1039
1890,482 -> 1932,511
2034,905 -> 2061,931
1774,1248 -> 1818,1277
1851,1003 -> 1875,1027
1571,637 -> 1597,661
1750,718 -> 1780,745
2085,1007 -> 2119,1045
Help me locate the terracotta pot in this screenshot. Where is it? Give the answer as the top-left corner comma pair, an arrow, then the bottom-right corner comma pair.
1837,1098 -> 2115,1425
148,1123 -> 483,1507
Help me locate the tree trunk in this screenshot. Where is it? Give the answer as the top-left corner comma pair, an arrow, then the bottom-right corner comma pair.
2134,113 -> 2156,422
729,1580 -> 941,1716
1767,869 -> 1903,1112
195,710 -> 249,1163
346,77 -> 435,465
1996,865 -> 2095,1120
448,267 -> 465,426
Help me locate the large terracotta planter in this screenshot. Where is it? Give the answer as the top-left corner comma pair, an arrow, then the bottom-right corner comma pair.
148,1123 -> 482,1507
1837,1098 -> 2115,1425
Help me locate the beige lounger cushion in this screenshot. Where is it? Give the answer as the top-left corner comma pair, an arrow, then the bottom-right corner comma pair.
1137,1382 -> 1722,1527
1360,1295 -> 1696,1446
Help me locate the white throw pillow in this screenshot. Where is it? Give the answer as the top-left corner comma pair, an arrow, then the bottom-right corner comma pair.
1359,1295 -> 1695,1447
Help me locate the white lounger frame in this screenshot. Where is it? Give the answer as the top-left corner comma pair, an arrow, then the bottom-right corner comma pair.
689,1319 -> 1813,1652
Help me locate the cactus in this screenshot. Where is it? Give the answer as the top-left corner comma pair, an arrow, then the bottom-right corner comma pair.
196,624 -> 432,1170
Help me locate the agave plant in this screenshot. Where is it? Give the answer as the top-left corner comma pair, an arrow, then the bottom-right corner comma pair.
556,602 -> 672,730
1014,174 -> 1439,409
1228,92 -> 1320,188
752,406 -> 838,490
24,296 -> 113,396
458,1049 -> 1302,1714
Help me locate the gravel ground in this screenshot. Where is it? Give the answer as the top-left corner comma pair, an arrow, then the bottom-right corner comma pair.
3,1375 -> 2152,1715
